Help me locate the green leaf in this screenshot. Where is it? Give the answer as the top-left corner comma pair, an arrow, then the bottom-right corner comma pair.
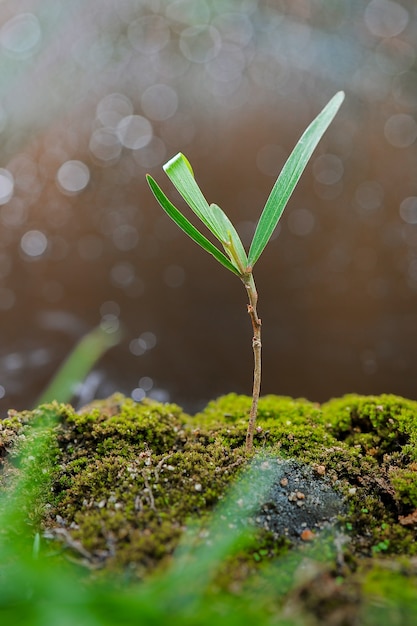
248,91 -> 345,268
209,204 -> 248,274
162,153 -> 248,273
147,175 -> 240,276
163,153 -> 232,245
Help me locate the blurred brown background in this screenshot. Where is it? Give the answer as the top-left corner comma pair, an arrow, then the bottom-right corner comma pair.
0,0 -> 416,414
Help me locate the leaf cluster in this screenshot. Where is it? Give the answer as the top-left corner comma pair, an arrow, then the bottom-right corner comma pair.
147,92 -> 345,277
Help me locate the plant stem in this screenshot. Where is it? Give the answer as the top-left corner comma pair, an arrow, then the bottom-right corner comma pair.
242,273 -> 261,453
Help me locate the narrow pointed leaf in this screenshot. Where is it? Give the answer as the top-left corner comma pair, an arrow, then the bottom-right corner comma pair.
163,153 -> 232,245
248,91 -> 345,267
147,175 -> 240,276
210,203 -> 248,274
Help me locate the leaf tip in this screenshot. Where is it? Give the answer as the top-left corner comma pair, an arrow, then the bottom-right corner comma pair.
181,153 -> 194,176
332,91 -> 345,109
163,153 -> 178,173
163,152 -> 194,177
146,173 -> 157,191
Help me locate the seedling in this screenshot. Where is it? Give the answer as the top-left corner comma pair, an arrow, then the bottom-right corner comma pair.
147,91 -> 345,453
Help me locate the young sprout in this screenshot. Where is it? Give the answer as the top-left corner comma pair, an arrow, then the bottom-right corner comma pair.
147,91 -> 345,453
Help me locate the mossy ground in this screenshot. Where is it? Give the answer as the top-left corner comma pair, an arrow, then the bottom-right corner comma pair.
2,391 -> 417,623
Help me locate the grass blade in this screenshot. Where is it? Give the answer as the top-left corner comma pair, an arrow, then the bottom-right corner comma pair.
147,175 -> 240,275
165,454 -> 279,603
248,91 -> 345,267
36,324 -> 121,405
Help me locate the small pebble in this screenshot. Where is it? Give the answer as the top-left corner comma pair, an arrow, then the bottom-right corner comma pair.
300,528 -> 315,541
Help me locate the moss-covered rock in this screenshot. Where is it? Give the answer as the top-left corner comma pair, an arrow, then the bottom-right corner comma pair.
2,391 -> 417,622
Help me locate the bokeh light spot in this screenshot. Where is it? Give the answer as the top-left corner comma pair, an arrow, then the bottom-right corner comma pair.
117,115 -> 153,150
112,224 -> 139,251
89,128 -> 122,162
133,137 -> 167,169
364,0 -> 409,38
313,154 -> 344,185
129,331 -> 157,357
140,331 -> 157,349
129,338 -> 146,357
355,181 -> 384,214
132,387 -> 146,401
0,169 -> 14,205
400,197 -> 417,224
57,161 -> 90,194
96,93 -> 133,128
384,114 -> 417,148
288,208 -> 315,236
139,376 -> 153,391
110,261 -> 135,287
141,84 -> 179,121
100,314 -> 120,334
20,230 -> 48,257
179,25 -> 221,63
0,13 -> 41,59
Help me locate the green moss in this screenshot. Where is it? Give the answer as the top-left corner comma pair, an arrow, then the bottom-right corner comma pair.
2,390 -> 417,612
318,394 -> 417,557
321,393 -> 417,460
389,467 -> 417,509
195,393 -> 336,458
196,392 -> 417,562
41,395 -> 246,576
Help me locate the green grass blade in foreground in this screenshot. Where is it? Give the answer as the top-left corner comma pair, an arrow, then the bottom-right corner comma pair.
248,91 -> 345,267
36,324 -> 122,406
167,454 -> 278,601
163,153 -> 234,245
0,405 -> 59,552
147,175 -> 240,276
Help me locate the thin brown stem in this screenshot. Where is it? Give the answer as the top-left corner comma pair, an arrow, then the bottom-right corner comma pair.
242,273 -> 261,454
